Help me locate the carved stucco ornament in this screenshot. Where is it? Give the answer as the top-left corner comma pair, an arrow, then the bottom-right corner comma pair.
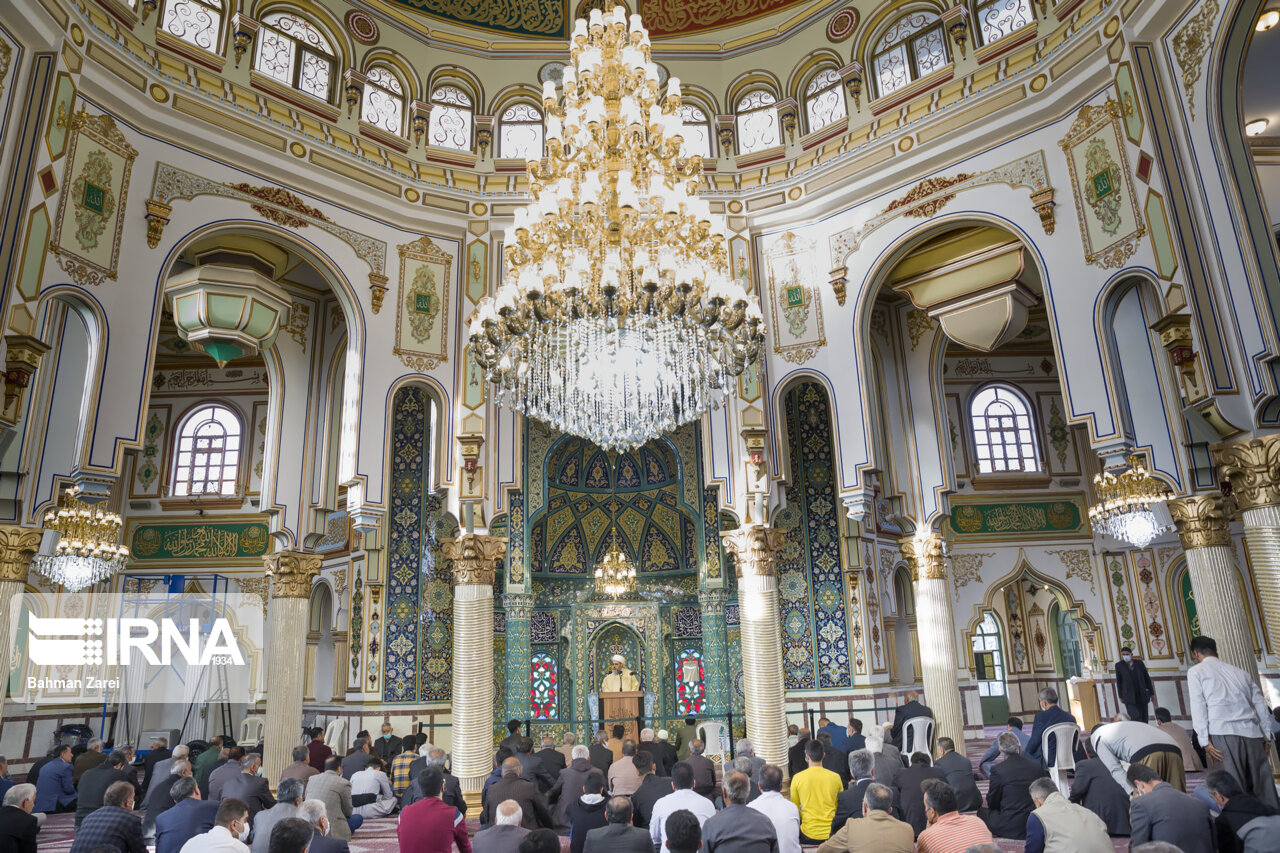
1168,493 -> 1232,549
440,534 -> 507,586
264,551 -> 322,598
721,525 -> 785,578
0,526 -> 44,583
1212,433 -> 1280,512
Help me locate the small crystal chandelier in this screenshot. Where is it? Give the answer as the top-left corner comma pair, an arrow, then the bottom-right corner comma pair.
31,487 -> 130,591
1088,454 -> 1172,549
595,528 -> 636,598
468,5 -> 764,451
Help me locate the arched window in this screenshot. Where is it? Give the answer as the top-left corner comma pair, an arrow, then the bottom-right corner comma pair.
529,652 -> 557,720
499,102 -> 544,160
969,384 -> 1040,473
974,0 -> 1035,45
255,12 -> 336,101
735,90 -> 780,154
160,0 -> 223,52
361,66 -> 405,134
804,68 -> 846,133
427,85 -> 473,151
871,12 -> 948,98
972,612 -> 1007,698
171,403 -> 242,497
675,648 -> 706,716
1051,604 -> 1083,679
676,103 -> 713,159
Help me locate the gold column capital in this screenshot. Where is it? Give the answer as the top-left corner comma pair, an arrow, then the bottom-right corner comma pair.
1168,493 -> 1232,549
721,525 -> 785,578
1212,433 -> 1280,511
263,551 -> 321,598
441,534 -> 507,586
0,526 -> 43,583
898,534 -> 945,581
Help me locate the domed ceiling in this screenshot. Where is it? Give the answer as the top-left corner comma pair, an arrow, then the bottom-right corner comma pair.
381,0 -> 820,38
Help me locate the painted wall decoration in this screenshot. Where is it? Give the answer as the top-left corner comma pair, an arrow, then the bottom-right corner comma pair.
127,518 -> 270,564
947,494 -> 1089,540
248,401 -> 268,494
763,232 -> 825,364
130,407 -> 170,498
394,236 -> 453,371
777,382 -> 851,689
1105,553 -> 1139,650
1029,603 -> 1053,670
462,344 -> 485,409
1059,100 -> 1145,268
1179,569 -> 1200,637
44,72 -> 75,161
51,111 -> 137,286
1130,549 -> 1173,659
466,239 -> 487,303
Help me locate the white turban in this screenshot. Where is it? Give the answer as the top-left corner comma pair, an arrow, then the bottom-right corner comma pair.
611,655 -> 625,664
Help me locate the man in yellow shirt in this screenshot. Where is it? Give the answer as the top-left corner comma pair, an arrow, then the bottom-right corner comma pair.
790,740 -> 844,844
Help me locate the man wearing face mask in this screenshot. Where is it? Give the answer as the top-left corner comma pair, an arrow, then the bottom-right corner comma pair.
1115,646 -> 1156,723
179,797 -> 252,852
373,723 -> 402,763
221,754 -> 276,822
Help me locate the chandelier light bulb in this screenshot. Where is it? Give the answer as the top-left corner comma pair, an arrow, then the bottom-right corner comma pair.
468,5 -> 765,451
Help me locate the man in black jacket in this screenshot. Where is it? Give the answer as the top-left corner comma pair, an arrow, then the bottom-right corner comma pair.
896,752 -> 946,837
981,732 -> 1048,840
1115,646 -> 1156,723
550,746 -> 597,828
535,735 -> 566,777
816,732 -> 850,786
219,754 -> 275,821
933,737 -> 982,812
889,691 -> 933,751
1069,742 -> 1131,836
829,749 -> 885,836
584,796 -> 653,853
587,731 -> 614,775
141,737 -> 172,795
400,749 -> 465,815
372,723 -> 402,762
787,729 -> 811,778
1205,768 -> 1280,853
0,783 -> 39,853
515,737 -> 555,793
628,751 -> 672,830
76,750 -> 135,829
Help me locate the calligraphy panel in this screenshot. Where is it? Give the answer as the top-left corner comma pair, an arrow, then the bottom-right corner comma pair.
127,518 -> 271,564
946,493 -> 1090,540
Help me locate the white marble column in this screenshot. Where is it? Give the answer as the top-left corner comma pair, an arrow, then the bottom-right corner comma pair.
1168,494 -> 1259,677
262,551 -> 320,785
1213,434 -> 1280,657
0,526 -> 43,730
901,535 -> 966,754
722,526 -> 788,770
441,534 -> 506,794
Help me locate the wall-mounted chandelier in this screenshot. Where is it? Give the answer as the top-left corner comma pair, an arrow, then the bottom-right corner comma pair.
468,5 -> 764,451
1088,454 -> 1171,549
31,487 -> 130,591
595,528 -> 636,598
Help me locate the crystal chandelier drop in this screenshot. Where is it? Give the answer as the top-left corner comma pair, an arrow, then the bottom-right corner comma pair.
1088,454 -> 1172,549
468,5 -> 765,451
31,487 -> 130,591
595,528 -> 636,598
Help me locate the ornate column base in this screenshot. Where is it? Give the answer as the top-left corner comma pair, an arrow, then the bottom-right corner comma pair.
442,533 -> 506,793
262,551 -> 320,786
722,526 -> 788,770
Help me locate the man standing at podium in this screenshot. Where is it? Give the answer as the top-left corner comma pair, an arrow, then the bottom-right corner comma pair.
602,655 -> 640,692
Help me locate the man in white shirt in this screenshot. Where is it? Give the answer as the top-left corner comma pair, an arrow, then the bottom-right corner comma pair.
1090,720 -> 1185,792
1187,635 -> 1278,809
747,764 -> 801,853
649,761 -> 717,853
180,797 -> 251,852
349,756 -> 397,818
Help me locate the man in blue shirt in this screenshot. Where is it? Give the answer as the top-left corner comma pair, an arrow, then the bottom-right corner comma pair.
817,717 -> 849,753
846,719 -> 867,753
155,776 -> 219,853
1026,688 -> 1084,768
979,717 -> 1030,777
34,745 -> 76,814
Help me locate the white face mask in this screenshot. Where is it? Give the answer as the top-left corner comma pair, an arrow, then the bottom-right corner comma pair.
236,821 -> 249,842
1122,654 -> 1132,662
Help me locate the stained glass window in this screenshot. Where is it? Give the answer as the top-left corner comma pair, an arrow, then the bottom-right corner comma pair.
530,652 -> 557,720
255,12 -> 335,101
172,404 -> 241,496
970,384 -> 1039,473
362,66 -> 405,134
677,103 -> 713,159
428,85 -> 473,151
675,649 -> 706,716
872,12 -> 949,98
160,0 -> 223,53
804,69 -> 846,133
975,0 -> 1035,45
499,103 -> 545,160
735,91 -> 780,154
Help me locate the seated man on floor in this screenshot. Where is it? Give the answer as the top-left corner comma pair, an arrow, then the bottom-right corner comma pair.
981,731 -> 1048,840
1024,777 -> 1111,853
915,779 -> 994,853
978,718 -> 1029,778
1069,734 -> 1132,837
817,782 -> 913,853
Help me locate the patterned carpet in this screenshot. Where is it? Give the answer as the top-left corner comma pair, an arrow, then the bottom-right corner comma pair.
34,727 -> 1202,852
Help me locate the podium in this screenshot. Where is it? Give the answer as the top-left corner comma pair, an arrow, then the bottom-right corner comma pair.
599,690 -> 644,741
1067,678 -> 1101,731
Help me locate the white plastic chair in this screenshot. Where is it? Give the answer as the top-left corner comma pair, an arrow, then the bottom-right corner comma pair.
1043,721 -> 1080,798
695,721 -> 730,764
903,717 -> 935,761
324,717 -> 347,753
239,716 -> 265,746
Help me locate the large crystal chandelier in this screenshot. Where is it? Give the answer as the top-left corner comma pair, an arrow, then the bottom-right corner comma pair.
595,529 -> 636,598
1088,454 -> 1172,549
31,487 -> 130,591
468,5 -> 764,451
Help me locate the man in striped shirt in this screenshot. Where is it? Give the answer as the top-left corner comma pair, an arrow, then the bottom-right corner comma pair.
915,780 -> 994,853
